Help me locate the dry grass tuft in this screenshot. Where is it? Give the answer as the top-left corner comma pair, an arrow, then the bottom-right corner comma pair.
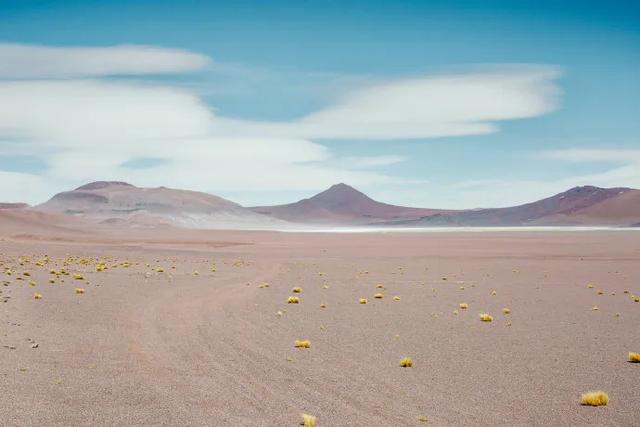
399,357 -> 413,367
502,307 -> 511,314
359,298 -> 368,304
376,284 -> 384,289
294,340 -> 311,348
417,415 -> 428,422
597,290 -> 604,295
374,293 -> 384,299
300,413 -> 317,427
393,296 -> 401,301
33,292 -> 43,300
320,303 -> 326,309
587,284 -> 594,289
629,352 -> 640,362
73,273 -> 84,280
580,391 -> 609,406
479,313 -> 493,322
592,306 -> 599,311
459,303 -> 469,309
74,288 -> 85,294
292,287 -> 302,293
491,290 -> 497,295
287,296 -> 300,304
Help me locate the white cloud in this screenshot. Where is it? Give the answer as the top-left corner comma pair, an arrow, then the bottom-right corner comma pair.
540,148 -> 640,164
0,43 -> 211,79
214,65 -> 561,140
0,44 -> 564,205
418,149 -> 640,209
540,148 -> 640,189
0,171 -> 54,203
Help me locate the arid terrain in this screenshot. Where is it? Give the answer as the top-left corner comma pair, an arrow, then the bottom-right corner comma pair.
1,224 -> 639,426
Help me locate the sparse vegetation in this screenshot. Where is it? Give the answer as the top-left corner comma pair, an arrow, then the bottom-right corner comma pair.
300,413 -> 317,427
479,313 -> 493,322
580,391 -> 609,406
294,340 -> 311,348
399,357 -> 413,367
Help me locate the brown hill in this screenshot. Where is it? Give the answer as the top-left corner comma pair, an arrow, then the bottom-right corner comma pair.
36,181 -> 286,229
250,183 -> 448,225
0,203 -> 29,209
389,186 -> 640,227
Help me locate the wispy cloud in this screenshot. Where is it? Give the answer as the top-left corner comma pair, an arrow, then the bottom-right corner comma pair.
0,43 -> 563,204
0,43 -> 211,79
212,65 -> 562,140
428,148 -> 640,209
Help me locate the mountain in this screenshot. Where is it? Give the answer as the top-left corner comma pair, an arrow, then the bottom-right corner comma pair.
385,186 -> 640,227
5,181 -> 639,230
250,183 -> 448,225
36,181 -> 286,229
0,202 -> 29,209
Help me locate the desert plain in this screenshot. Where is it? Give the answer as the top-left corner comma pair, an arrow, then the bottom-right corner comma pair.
1,225 -> 639,426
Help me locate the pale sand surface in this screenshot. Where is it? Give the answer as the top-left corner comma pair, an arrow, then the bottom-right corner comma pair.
1,230 -> 639,426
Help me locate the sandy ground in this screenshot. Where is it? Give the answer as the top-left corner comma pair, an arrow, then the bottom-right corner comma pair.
1,230 -> 639,426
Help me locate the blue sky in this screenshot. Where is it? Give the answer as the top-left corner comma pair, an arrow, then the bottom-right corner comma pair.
0,0 -> 638,207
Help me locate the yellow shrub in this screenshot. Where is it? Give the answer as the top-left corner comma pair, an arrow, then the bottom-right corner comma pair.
75,288 -> 85,294
479,313 -> 493,322
459,303 -> 469,309
33,293 -> 43,300
393,296 -> 401,301
374,293 -> 384,299
502,307 -> 511,314
294,340 -> 311,348
300,413 -> 317,427
287,296 -> 300,304
359,298 -> 368,304
292,287 -> 302,293
629,352 -> 640,362
580,391 -> 609,406
399,357 -> 413,367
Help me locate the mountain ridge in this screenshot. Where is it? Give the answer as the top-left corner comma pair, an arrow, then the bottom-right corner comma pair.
3,181 -> 639,229
252,183 -> 640,227
35,181 -> 286,229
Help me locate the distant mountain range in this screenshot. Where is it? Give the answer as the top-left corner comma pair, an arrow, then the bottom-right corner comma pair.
2,181 -> 639,229
252,183 -> 640,227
